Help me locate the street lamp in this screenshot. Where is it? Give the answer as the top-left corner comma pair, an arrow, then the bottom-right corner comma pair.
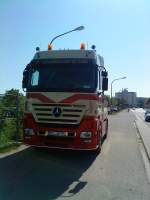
50,26 -> 84,45
110,76 -> 126,109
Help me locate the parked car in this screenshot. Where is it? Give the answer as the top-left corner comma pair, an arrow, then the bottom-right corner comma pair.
112,107 -> 118,112
145,110 -> 150,116
145,113 -> 150,122
107,107 -> 118,114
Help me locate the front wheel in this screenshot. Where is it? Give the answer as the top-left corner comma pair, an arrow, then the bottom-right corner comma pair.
104,118 -> 108,140
96,131 -> 102,154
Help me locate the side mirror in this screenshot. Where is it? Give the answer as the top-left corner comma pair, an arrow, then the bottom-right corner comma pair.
102,77 -> 108,91
22,64 -> 31,90
101,71 -> 108,77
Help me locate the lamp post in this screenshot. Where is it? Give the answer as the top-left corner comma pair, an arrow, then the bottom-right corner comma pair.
110,77 -> 126,110
50,26 -> 84,45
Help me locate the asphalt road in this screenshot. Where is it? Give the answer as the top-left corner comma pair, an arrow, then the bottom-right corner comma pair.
0,110 -> 150,200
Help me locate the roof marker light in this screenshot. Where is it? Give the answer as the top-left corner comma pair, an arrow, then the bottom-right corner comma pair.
91,45 -> 96,50
80,43 -> 85,49
36,47 -> 40,51
48,43 -> 53,50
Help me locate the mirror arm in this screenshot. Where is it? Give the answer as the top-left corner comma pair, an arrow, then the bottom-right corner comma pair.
97,91 -> 102,96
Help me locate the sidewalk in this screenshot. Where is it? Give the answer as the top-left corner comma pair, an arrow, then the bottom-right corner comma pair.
135,119 -> 150,161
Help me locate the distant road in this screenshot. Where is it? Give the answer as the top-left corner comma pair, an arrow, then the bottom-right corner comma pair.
132,108 -> 150,128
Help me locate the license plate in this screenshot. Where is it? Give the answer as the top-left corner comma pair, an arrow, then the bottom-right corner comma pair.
48,131 -> 67,137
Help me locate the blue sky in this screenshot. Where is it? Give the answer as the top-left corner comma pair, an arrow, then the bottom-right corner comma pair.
0,0 -> 150,97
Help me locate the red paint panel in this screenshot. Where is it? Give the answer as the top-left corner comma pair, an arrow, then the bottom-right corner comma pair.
60,94 -> 100,103
27,93 -> 101,103
27,93 -> 55,103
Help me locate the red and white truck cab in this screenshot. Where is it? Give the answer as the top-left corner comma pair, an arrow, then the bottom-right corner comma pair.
22,44 -> 108,152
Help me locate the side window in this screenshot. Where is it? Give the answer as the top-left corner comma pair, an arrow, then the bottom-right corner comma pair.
31,70 -> 39,86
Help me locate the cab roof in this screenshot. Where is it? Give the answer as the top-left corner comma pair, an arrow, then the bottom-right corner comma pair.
33,50 -> 97,60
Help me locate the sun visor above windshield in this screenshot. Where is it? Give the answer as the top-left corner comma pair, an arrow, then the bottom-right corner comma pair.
33,50 -> 97,60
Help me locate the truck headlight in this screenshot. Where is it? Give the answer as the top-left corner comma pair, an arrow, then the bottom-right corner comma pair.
80,131 -> 92,138
24,128 -> 35,136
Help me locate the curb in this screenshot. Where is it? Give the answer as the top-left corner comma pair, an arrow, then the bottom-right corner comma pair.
0,144 -> 28,158
134,119 -> 150,162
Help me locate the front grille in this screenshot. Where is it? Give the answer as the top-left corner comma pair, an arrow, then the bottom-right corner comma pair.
38,118 -> 77,123
32,103 -> 86,124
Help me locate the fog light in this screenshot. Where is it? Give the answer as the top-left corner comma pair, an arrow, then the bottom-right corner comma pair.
24,128 -> 35,136
80,131 -> 92,138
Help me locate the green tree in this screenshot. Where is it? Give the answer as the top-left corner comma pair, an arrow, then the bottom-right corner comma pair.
2,89 -> 24,110
0,89 -> 25,145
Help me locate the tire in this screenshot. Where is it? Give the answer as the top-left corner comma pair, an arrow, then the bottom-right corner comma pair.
96,130 -> 102,154
104,119 -> 108,140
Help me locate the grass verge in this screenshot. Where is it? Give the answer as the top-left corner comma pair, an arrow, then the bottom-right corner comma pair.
0,142 -> 22,154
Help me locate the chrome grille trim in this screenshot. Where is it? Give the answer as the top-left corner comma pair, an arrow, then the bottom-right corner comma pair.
32,103 -> 86,124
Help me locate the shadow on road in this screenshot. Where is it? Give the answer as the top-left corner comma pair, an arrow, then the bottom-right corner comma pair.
0,147 -> 97,200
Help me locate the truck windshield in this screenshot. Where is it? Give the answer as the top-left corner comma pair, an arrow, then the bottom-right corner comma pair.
27,61 -> 97,92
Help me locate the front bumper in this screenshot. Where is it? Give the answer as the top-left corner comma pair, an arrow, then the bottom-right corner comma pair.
23,113 -> 100,150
